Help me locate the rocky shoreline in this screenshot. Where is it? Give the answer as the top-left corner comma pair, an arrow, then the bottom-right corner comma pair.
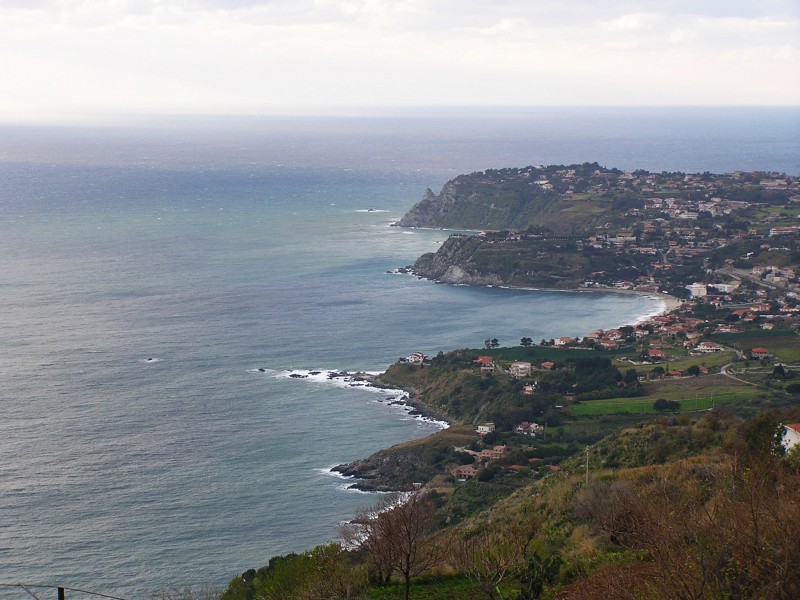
330,372 -> 453,492
331,279 -> 682,492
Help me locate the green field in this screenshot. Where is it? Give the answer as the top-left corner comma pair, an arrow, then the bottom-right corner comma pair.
481,344 -> 636,363
570,374 -> 762,415
712,330 -> 800,363
619,350 -> 737,375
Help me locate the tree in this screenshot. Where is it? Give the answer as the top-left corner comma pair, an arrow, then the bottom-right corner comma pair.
491,338 -> 499,348
448,515 -> 538,599
653,398 -> 680,411
224,543 -> 364,600
344,489 -> 442,600
686,365 -> 701,377
520,337 -> 533,347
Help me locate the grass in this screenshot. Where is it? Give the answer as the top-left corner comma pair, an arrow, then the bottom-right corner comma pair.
712,331 -> 800,363
570,375 -> 762,415
620,351 -> 737,375
484,345 -> 636,362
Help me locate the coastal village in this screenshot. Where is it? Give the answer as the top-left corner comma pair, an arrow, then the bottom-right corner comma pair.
230,166 -> 800,599
387,167 -> 800,484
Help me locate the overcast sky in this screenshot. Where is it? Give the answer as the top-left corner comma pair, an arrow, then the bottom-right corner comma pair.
1,0 -> 798,121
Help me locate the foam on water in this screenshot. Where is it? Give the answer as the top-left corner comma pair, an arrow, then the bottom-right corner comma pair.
278,369 -> 450,429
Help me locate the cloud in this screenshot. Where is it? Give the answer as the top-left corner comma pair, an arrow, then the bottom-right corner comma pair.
0,0 -> 797,120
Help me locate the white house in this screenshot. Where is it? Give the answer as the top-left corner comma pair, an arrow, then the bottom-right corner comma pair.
510,362 -> 532,377
783,424 -> 800,451
711,282 -> 739,293
406,352 -> 427,365
696,341 -> 724,353
686,282 -> 708,298
476,423 -> 495,436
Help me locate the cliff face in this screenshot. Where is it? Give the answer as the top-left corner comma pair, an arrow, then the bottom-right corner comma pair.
395,168 -> 569,232
332,426 -> 478,491
412,235 -> 506,286
394,163 -> 646,233
396,174 -> 558,231
410,234 -> 589,289
394,185 -> 461,228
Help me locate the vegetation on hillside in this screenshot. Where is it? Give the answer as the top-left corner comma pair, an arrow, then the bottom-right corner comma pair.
220,409 -> 800,599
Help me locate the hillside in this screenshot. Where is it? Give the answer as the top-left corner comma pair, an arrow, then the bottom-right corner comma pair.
398,164 -> 800,297
394,163 -> 619,233
409,232 -> 611,288
221,409 -> 800,600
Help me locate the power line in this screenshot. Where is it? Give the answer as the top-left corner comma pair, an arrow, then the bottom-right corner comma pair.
0,583 -> 127,600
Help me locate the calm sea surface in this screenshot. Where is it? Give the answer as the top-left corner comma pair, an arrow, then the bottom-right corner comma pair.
0,108 -> 797,598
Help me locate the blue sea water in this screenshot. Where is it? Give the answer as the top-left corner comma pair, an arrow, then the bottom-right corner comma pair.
0,108 -> 798,599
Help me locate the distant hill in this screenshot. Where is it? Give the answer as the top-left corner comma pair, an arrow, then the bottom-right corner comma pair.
395,162 -> 625,233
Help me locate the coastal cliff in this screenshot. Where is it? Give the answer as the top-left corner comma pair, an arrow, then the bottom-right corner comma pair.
394,163 -> 618,233
332,426 -> 477,491
408,232 -> 593,289
411,235 -> 506,286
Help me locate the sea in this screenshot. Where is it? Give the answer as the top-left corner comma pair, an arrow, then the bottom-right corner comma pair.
0,107 -> 798,599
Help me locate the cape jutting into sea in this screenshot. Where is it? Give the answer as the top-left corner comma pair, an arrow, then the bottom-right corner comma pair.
0,107 -> 797,598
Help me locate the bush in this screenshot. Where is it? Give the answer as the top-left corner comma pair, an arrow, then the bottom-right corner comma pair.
653,398 -> 681,411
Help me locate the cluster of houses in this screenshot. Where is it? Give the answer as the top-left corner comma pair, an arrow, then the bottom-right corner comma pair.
446,439 -> 510,480
446,419 -> 548,480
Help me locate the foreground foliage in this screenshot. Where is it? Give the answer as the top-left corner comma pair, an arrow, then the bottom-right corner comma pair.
220,407 -> 800,599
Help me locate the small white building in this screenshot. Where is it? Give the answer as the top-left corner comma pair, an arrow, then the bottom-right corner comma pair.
406,352 -> 427,365
515,421 -> 543,436
686,282 -> 708,298
510,362 -> 532,377
711,282 -> 739,293
783,424 -> 800,451
696,341 -> 724,353
476,423 -> 495,436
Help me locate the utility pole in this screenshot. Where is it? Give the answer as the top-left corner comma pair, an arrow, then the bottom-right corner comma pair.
585,446 -> 590,485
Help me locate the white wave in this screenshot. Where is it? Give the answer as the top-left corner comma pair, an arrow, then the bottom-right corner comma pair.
277,368 -> 448,430
316,466 -> 356,480
337,484 -> 390,495
355,209 -> 389,213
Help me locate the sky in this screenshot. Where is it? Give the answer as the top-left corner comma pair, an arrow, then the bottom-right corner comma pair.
1,0 -> 798,121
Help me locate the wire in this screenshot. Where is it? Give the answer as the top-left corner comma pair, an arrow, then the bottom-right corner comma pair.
16,584 -> 41,600
0,583 -> 127,600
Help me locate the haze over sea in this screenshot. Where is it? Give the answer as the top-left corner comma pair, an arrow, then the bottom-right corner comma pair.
1,108 -> 798,598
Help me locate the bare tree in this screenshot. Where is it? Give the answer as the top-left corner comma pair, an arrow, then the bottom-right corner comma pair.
341,503 -> 398,584
448,511 -> 540,599
343,489 -> 442,600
